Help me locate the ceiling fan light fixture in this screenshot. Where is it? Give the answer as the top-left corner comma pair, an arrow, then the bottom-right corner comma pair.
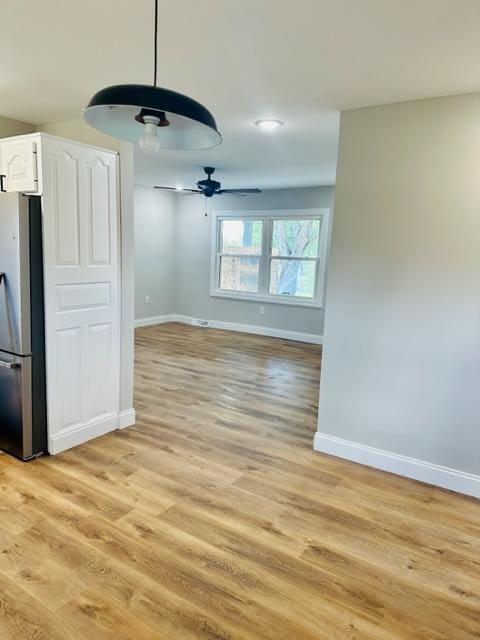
255,119 -> 284,131
82,0 -> 222,152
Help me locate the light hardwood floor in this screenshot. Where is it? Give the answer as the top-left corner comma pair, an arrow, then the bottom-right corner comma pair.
0,322 -> 479,639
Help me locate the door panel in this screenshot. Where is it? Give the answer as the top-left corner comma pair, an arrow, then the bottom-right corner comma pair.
52,151 -> 80,266
55,327 -> 82,430
2,141 -> 38,193
41,138 -> 120,451
88,323 -> 112,420
89,158 -> 111,266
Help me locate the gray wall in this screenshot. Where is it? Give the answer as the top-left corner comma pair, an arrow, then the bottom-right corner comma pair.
134,186 -> 176,320
0,115 -> 35,138
39,118 -> 119,151
173,187 -> 334,335
318,93 -> 480,476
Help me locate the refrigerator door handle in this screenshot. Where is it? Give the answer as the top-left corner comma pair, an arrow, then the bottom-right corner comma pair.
0,359 -> 20,370
0,175 -> 6,192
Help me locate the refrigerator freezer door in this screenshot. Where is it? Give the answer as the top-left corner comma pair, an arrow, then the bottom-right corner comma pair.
0,193 -> 31,355
0,352 -> 33,459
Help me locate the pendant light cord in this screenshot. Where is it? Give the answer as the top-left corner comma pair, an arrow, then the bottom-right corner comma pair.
153,0 -> 158,86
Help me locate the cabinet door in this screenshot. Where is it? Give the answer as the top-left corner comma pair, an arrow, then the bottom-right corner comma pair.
1,140 -> 38,193
41,137 -> 120,453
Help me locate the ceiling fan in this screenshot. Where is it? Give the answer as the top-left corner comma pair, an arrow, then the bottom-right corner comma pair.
154,167 -> 262,198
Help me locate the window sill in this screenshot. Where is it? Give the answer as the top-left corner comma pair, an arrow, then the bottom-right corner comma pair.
210,289 -> 323,309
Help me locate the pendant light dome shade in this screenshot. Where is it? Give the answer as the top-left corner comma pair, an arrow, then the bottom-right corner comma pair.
83,84 -> 222,151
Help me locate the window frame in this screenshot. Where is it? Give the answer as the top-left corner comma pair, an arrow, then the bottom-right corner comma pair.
210,209 -> 330,308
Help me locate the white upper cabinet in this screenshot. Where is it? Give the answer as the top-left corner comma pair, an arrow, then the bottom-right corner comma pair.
0,136 -> 41,194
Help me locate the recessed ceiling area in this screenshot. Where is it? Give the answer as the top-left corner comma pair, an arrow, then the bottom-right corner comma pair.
2,0 -> 480,188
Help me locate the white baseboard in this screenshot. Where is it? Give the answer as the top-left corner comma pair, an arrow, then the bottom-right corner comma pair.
134,314 -> 176,328
135,313 -> 322,345
173,314 -> 195,325
49,414 -> 119,455
205,319 -> 322,344
118,408 -> 136,429
314,432 -> 480,499
49,409 -> 136,454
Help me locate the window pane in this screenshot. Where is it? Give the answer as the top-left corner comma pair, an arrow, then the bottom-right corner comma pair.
271,219 -> 321,258
221,219 -> 263,255
269,259 -> 316,298
220,257 -> 260,292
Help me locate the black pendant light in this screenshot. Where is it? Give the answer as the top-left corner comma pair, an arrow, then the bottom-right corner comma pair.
82,0 -> 222,153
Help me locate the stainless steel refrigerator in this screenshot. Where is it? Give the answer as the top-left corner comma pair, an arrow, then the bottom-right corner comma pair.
0,193 -> 47,459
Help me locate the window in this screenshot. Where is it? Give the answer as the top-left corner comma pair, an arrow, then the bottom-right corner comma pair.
211,209 -> 329,307
218,219 -> 263,293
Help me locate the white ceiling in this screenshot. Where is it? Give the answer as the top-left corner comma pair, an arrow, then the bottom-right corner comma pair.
2,1 -> 480,188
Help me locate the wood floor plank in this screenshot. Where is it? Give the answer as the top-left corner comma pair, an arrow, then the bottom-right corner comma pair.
0,321 -> 479,639
0,571 -> 88,640
19,518 -> 244,640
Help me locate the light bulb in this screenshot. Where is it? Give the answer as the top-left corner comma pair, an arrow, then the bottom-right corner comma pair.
139,115 -> 161,154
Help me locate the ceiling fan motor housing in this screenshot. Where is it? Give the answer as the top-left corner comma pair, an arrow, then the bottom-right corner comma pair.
198,168 -> 221,196
198,178 -> 221,190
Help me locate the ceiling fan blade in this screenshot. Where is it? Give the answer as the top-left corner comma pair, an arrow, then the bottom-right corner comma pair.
154,186 -> 201,193
218,188 -> 262,194
181,191 -> 204,196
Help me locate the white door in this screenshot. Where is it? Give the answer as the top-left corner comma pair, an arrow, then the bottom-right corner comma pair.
41,136 -> 120,454
0,139 -> 39,193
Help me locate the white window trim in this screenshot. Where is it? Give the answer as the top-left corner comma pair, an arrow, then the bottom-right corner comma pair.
209,208 -> 330,308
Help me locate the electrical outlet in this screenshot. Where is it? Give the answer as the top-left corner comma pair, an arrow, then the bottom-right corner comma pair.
145,295 -> 150,305
259,305 -> 265,315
